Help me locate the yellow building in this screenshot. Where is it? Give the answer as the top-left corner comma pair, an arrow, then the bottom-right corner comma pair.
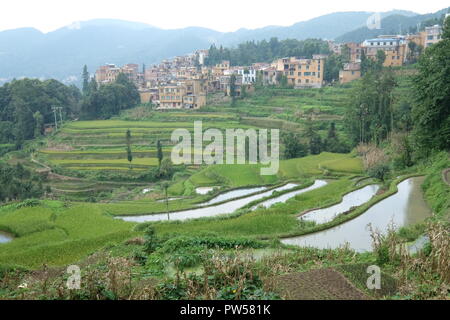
212,60 -> 230,76
158,85 -> 186,109
157,78 -> 207,109
339,63 -> 361,84
345,42 -> 363,63
420,25 -> 443,48
272,56 -> 325,88
362,37 -> 407,67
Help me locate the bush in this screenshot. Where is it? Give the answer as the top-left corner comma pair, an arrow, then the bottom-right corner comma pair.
368,163 -> 390,182
143,226 -> 159,253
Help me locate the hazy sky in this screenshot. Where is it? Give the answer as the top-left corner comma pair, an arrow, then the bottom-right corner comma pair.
1,0 -> 449,32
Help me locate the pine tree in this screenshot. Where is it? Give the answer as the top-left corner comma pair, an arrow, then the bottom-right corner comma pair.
82,65 -> 90,95
156,140 -> 163,167
126,129 -> 133,169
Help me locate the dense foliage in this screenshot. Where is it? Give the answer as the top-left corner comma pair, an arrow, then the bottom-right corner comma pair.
344,69 -> 397,146
0,162 -> 45,202
0,79 -> 81,146
205,38 -> 330,66
80,72 -> 140,120
411,18 -> 450,154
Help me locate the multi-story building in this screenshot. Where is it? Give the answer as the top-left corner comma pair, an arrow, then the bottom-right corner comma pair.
212,60 -> 230,76
345,42 -> 363,63
328,41 -> 342,55
260,66 -> 278,86
158,85 -> 186,109
339,63 -> 361,84
225,67 -> 256,84
95,64 -> 121,84
139,87 -> 159,104
361,36 -> 407,67
272,56 -> 325,88
196,49 -> 209,65
420,25 -> 443,48
95,63 -> 141,86
157,78 -> 207,109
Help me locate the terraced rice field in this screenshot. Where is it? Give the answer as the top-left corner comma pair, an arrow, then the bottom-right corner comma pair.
41,119 -> 257,172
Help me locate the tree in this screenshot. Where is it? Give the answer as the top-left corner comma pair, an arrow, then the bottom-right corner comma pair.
375,50 -> 386,70
160,181 -> 170,220
143,225 -> 158,253
156,140 -> 163,166
324,54 -> 344,83
240,84 -> 247,99
82,65 -> 90,95
126,129 -> 133,169
412,17 -> 450,154
158,158 -> 174,179
304,118 -> 322,154
229,74 -> 237,106
80,73 -> 140,120
368,163 -> 390,182
0,78 -> 81,147
344,69 -> 397,146
33,111 -> 44,138
282,132 -> 307,159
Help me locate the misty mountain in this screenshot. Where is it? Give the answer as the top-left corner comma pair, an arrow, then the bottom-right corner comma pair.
0,10 -> 430,84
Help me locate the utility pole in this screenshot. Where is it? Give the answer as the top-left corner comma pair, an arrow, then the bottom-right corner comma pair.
52,106 -> 58,131
57,107 -> 63,125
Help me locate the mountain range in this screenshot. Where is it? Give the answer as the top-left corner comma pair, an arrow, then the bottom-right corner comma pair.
0,8 -> 448,85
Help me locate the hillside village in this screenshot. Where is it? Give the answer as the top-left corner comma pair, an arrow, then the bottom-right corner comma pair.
93,18 -> 447,109
0,2 -> 449,303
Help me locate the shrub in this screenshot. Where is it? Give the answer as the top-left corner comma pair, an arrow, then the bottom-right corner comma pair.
368,163 -> 390,182
143,226 -> 159,253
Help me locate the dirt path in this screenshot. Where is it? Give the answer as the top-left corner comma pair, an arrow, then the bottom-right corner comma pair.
273,268 -> 370,300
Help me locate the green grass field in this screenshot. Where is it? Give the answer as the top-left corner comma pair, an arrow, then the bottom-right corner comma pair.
0,201 -> 136,268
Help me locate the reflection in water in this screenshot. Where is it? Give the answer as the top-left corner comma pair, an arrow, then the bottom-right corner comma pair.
201,187 -> 267,206
282,177 -> 431,252
195,187 -> 216,195
254,180 -> 328,209
301,184 -> 379,224
119,181 -> 327,223
0,231 -> 13,243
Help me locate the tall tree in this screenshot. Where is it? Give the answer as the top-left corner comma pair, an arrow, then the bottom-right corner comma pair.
33,111 -> 44,138
305,118 -> 322,154
126,129 -> 133,169
82,65 -> 90,95
282,132 -> 307,159
229,74 -> 237,106
344,69 -> 397,146
156,140 -> 163,167
412,17 -> 450,153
